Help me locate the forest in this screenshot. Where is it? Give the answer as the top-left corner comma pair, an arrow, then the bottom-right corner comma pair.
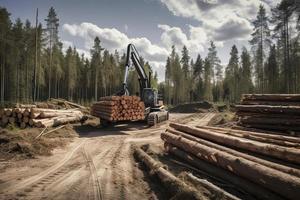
0,0 -> 299,105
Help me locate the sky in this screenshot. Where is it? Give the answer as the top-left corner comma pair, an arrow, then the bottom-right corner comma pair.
1,0 -> 280,81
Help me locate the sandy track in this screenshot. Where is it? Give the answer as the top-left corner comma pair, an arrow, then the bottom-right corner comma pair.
0,112 -> 214,200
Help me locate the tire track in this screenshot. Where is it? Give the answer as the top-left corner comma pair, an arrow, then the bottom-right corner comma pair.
5,139 -> 87,195
81,145 -> 104,200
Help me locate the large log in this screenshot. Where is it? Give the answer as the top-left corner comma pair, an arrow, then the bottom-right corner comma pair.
50,98 -> 87,110
184,172 -> 241,200
167,145 -> 283,200
99,96 -> 121,101
161,132 -> 300,199
235,105 -> 300,115
196,126 -> 300,148
236,111 -> 300,119
241,100 -> 300,106
238,123 -> 300,132
40,115 -> 83,128
39,110 -> 82,118
167,128 -> 300,177
169,123 -> 300,164
240,116 -> 300,126
242,94 -> 300,102
134,147 -> 204,200
197,125 -> 300,143
5,109 -> 12,116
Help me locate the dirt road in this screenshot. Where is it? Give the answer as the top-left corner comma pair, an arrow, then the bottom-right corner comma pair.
0,113 -> 215,200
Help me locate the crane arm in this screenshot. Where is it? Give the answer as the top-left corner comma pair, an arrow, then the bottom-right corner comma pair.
120,44 -> 150,95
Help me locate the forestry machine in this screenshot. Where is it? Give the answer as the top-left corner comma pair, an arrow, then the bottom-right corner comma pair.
117,43 -> 169,126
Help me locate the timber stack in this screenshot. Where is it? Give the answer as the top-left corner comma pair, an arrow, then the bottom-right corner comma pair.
0,106 -> 84,129
161,123 -> 300,200
235,94 -> 300,132
91,95 -> 145,121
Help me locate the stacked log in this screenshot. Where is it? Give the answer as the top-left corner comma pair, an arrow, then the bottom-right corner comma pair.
161,123 -> 300,199
236,94 -> 300,132
91,95 -> 145,121
0,107 -> 84,128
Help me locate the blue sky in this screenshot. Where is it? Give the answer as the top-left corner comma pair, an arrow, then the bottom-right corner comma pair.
0,0 -> 280,81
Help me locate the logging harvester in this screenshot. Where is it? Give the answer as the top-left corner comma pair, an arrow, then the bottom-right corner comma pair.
92,44 -> 169,126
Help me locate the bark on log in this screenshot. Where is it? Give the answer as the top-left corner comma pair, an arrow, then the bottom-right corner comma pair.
39,115 -> 83,128
39,110 -> 82,118
20,122 -> 27,129
235,105 -> 300,115
91,95 -> 145,122
169,123 -> 300,164
167,145 -> 284,200
238,123 -> 300,132
50,98 -> 87,110
134,147 -> 205,200
5,109 -> 12,116
241,100 -> 300,106
99,96 -> 121,101
236,111 -> 300,119
161,132 -> 300,200
240,116 -> 300,126
242,94 -> 300,101
200,125 -> 300,143
196,126 -> 300,148
184,172 -> 241,200
167,128 -> 300,177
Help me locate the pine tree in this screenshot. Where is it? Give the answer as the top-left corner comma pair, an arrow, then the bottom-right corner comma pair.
207,41 -> 221,83
207,41 -> 222,101
45,7 -> 59,98
180,45 -> 190,102
90,37 -> 103,101
250,4 -> 271,93
224,45 -> 239,102
272,0 -> 295,93
193,54 -> 203,100
240,47 -> 253,94
164,57 -> 171,104
203,57 -> 212,101
264,45 -> 277,93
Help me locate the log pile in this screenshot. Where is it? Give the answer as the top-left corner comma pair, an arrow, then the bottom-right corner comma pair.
161,123 -> 300,200
0,107 -> 84,128
91,95 -> 145,121
236,94 -> 300,132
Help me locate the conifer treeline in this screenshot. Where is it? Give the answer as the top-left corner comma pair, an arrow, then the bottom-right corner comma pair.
0,7 -> 157,105
0,0 -> 299,106
163,0 -> 300,104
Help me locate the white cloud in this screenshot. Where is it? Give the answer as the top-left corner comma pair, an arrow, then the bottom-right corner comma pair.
159,0 -> 280,42
158,24 -> 208,59
63,23 -> 169,81
63,23 -> 169,63
61,40 -> 91,59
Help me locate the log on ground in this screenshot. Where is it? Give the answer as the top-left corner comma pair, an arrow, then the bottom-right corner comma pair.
169,122 -> 300,164
161,132 -> 300,200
